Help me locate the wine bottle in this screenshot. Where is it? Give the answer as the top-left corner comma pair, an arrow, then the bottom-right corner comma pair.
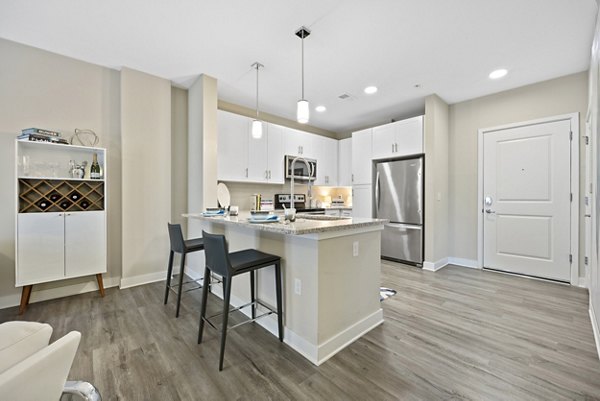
90,153 -> 101,179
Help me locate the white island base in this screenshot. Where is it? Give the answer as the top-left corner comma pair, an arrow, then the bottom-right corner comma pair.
185,213 -> 385,365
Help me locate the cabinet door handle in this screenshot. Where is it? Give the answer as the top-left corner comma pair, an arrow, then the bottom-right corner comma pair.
391,143 -> 394,153
58,213 -> 63,217
268,170 -> 271,179
245,168 -> 248,178
265,170 -> 268,179
352,173 -> 354,182
395,143 -> 398,152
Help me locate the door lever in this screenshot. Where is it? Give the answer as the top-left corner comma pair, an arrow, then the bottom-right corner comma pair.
485,209 -> 496,214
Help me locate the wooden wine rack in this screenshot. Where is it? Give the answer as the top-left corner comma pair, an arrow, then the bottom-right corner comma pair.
18,178 -> 104,213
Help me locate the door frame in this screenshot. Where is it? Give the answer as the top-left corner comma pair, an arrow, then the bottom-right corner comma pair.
477,113 -> 580,285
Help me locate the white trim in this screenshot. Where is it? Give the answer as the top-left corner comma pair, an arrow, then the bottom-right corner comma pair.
423,257 -> 449,272
447,257 -> 479,269
207,280 -> 383,366
0,276 -> 120,310
578,276 -> 589,289
119,271 -> 165,289
477,113 -> 580,285
590,301 -> 600,360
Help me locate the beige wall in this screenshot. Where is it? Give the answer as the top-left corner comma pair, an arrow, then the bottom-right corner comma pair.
448,72 -> 589,277
0,38 -> 122,308
219,100 -> 338,139
424,95 -> 450,265
171,87 -> 188,235
120,68 -> 171,285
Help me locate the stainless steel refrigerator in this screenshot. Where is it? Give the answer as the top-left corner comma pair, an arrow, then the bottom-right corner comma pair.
374,157 -> 424,265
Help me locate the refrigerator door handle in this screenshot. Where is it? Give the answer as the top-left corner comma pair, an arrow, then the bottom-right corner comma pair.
375,170 -> 381,215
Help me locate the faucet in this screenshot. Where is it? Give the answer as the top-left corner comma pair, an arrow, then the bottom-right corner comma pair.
290,156 -> 314,209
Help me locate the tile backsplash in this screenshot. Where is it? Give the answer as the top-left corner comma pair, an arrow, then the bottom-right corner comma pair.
221,181 -> 352,210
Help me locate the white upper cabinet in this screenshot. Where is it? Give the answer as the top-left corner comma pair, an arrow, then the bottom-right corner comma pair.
372,116 -> 423,160
217,110 -> 249,181
266,124 -> 284,183
338,138 -> 352,187
313,135 -> 338,186
352,128 -> 373,185
284,128 -> 314,158
247,124 -> 269,182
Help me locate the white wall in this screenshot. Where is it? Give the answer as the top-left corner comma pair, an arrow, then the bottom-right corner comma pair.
0,38 -> 122,308
171,87 -> 188,235
424,95 -> 450,267
120,68 -> 171,287
448,72 -> 589,276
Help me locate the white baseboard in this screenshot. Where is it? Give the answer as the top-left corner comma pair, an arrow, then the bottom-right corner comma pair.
423,257 -> 449,272
206,280 -> 383,366
0,276 -> 120,310
447,257 -> 479,269
120,271 -> 165,289
577,276 -> 589,289
590,301 -> 600,361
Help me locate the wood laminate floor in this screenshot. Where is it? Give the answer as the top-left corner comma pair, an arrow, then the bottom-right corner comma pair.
2,263 -> 599,400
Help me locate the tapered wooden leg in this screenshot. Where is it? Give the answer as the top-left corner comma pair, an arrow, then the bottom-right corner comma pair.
96,274 -> 105,297
19,285 -> 32,315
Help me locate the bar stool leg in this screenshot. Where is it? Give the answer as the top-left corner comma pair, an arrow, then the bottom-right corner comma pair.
164,250 -> 175,304
274,261 -> 284,342
175,253 -> 186,318
219,277 -> 232,371
197,266 -> 211,344
250,270 -> 256,319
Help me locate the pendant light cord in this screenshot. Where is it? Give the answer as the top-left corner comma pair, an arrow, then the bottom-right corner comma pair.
255,63 -> 259,119
301,33 -> 305,100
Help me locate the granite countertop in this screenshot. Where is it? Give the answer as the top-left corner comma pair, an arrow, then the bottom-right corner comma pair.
183,212 -> 386,235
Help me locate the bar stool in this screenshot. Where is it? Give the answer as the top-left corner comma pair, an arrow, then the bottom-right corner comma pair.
197,230 -> 283,371
164,223 -> 205,318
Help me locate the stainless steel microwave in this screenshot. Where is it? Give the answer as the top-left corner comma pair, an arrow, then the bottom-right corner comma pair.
284,155 -> 317,181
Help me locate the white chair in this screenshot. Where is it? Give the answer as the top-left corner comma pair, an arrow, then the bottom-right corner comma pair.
0,321 -> 101,401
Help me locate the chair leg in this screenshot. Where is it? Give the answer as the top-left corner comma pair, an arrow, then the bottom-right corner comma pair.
164,250 -> 174,304
219,277 -> 232,371
274,261 -> 284,342
198,267 -> 211,344
250,270 -> 256,319
175,253 -> 186,318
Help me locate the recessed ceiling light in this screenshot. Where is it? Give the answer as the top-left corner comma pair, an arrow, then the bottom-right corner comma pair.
364,86 -> 378,94
315,105 -> 327,112
489,69 -> 508,79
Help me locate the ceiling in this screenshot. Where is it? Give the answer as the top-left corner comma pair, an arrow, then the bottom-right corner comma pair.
0,0 -> 596,133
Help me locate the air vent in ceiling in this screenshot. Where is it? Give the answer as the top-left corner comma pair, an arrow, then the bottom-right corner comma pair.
338,93 -> 351,99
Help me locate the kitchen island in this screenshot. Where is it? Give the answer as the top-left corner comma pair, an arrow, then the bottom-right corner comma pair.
184,212 -> 386,365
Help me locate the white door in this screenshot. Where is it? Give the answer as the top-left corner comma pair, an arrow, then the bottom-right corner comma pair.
483,119 -> 572,281
372,123 -> 396,160
352,184 -> 372,218
396,116 -> 423,156
65,211 -> 107,278
17,212 -> 65,285
247,124 -> 269,182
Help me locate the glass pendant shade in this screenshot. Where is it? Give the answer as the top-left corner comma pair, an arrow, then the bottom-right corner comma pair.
251,119 -> 263,139
297,99 -> 309,124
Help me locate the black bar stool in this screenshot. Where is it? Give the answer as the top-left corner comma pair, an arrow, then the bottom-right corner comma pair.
164,223 -> 205,318
197,230 -> 283,371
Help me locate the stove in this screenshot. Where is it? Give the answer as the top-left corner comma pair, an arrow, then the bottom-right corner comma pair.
274,194 -> 325,214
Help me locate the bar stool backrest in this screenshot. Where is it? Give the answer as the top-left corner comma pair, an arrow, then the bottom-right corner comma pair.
201,231 -> 232,277
168,223 -> 185,253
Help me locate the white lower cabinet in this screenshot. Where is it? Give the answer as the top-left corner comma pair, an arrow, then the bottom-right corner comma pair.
17,211 -> 106,286
352,185 -> 372,218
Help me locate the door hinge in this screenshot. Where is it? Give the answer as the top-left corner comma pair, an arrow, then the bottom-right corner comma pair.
570,131 -> 573,141
585,256 -> 589,265
569,254 -> 572,264
585,136 -> 590,145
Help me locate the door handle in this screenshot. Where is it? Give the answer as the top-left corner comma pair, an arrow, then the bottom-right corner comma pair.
391,143 -> 394,153
485,209 -> 496,214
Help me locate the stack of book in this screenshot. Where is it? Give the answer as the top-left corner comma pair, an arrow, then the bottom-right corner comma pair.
18,128 -> 69,144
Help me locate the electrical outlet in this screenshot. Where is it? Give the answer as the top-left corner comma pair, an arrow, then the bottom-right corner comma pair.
353,241 -> 359,257
294,278 -> 302,295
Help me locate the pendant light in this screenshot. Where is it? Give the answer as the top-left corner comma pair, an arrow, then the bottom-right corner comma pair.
251,62 -> 264,139
295,26 -> 311,124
